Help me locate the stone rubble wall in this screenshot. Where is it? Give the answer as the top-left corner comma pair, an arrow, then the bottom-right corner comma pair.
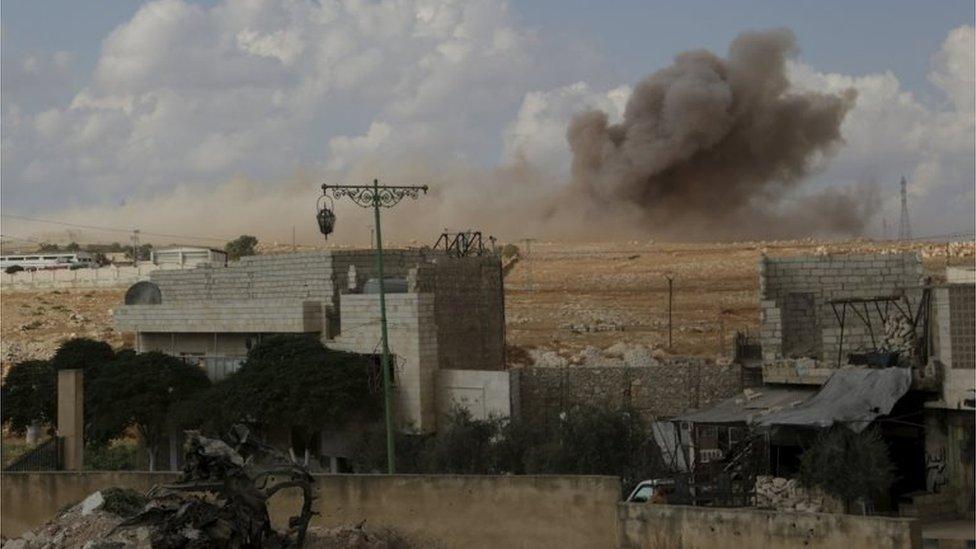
1,264 -> 159,290
753,475 -> 843,513
512,357 -> 742,428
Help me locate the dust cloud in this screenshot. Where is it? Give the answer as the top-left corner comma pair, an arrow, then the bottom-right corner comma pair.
7,29 -> 872,246
562,28 -> 867,239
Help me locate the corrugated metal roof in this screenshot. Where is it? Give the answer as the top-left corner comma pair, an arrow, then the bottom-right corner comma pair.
674,387 -> 816,424
756,367 -> 912,432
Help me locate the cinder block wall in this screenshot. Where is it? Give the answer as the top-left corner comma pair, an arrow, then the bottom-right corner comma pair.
759,253 -> 923,362
416,256 -> 505,371
147,250 -> 425,337
513,360 -> 741,430
331,293 -> 439,432
933,284 -> 976,408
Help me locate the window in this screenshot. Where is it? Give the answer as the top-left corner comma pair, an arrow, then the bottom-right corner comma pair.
629,485 -> 654,503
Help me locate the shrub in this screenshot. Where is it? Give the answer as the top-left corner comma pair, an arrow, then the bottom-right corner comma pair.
197,335 -> 381,446
1,360 -> 56,434
51,338 -> 115,372
423,408 -> 499,474
798,426 -> 895,512
225,235 -> 258,260
500,243 -> 519,259
85,441 -> 139,471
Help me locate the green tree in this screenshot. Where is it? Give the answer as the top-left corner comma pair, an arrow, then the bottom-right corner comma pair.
51,337 -> 115,372
65,242 -> 81,252
539,405 -> 662,491
88,352 -> 211,471
799,426 -> 895,512
424,408 -> 499,474
225,235 -> 258,260
500,243 -> 520,259
199,335 -> 381,460
38,242 -> 60,252
0,360 -> 56,436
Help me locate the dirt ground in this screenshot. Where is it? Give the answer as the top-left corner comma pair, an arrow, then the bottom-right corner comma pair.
502,239 -> 974,357
0,239 -> 971,370
0,288 -> 125,368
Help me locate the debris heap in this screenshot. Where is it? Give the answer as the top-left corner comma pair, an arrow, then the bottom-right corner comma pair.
753,475 -> 842,513
0,427 -> 406,548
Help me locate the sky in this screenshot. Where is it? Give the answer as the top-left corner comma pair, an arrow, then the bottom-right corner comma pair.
1,0 -> 973,244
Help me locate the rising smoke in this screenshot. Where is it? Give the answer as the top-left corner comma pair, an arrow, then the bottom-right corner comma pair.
9,29 -> 874,246
563,29 -> 868,239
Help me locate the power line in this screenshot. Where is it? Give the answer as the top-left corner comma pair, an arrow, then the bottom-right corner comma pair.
2,214 -> 230,243
898,176 -> 912,240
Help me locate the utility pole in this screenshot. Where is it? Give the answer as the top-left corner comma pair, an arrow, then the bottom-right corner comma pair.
131,229 -> 140,264
292,226 -> 296,252
664,274 -> 674,351
318,179 -> 427,474
898,176 -> 912,241
522,238 -> 536,291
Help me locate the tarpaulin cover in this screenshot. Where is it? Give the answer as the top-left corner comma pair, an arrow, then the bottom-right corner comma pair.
650,421 -> 689,472
756,367 -> 912,432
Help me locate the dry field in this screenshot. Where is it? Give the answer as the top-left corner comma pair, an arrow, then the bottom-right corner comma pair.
1,239 -> 971,369
503,239 -> 974,357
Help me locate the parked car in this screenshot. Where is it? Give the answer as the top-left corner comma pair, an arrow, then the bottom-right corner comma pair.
626,479 -> 676,504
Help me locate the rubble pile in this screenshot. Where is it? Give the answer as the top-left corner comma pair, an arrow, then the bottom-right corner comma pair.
881,316 -> 916,356
523,342 -> 673,369
753,476 -> 842,513
1,427 -> 352,548
305,525 -> 408,549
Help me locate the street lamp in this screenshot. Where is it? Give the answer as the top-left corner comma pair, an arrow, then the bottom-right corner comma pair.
318,178 -> 428,474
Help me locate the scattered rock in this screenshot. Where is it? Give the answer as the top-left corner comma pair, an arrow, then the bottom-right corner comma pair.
80,491 -> 105,515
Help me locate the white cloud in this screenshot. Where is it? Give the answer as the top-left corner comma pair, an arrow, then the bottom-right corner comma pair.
326,121 -> 393,170
1,5 -> 970,240
502,81 -> 631,175
930,25 -> 975,114
785,25 -> 975,236
2,0 -> 599,212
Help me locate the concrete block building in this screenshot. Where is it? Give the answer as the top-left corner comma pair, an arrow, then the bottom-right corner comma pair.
114,249 -> 509,441
752,251 -> 974,518
150,246 -> 228,269
758,252 -> 924,364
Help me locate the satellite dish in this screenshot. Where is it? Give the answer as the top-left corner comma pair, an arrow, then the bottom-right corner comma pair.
124,281 -> 162,305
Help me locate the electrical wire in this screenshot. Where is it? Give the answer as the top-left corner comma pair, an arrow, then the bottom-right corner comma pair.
2,213 -> 231,243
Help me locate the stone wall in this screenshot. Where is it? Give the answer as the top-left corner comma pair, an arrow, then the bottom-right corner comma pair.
330,293 -> 439,432
0,473 -> 621,548
618,502 -> 920,549
2,472 -> 923,548
760,253 -> 923,362
1,264 -> 158,290
114,299 -> 324,333
512,360 -> 742,429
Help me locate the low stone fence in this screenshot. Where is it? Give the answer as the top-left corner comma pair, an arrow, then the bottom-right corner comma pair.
0,472 -> 621,548
618,503 -> 921,549
1,472 -> 923,548
512,359 -> 742,428
0,265 -> 159,290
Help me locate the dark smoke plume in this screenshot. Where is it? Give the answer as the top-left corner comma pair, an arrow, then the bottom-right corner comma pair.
566,29 -> 867,239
